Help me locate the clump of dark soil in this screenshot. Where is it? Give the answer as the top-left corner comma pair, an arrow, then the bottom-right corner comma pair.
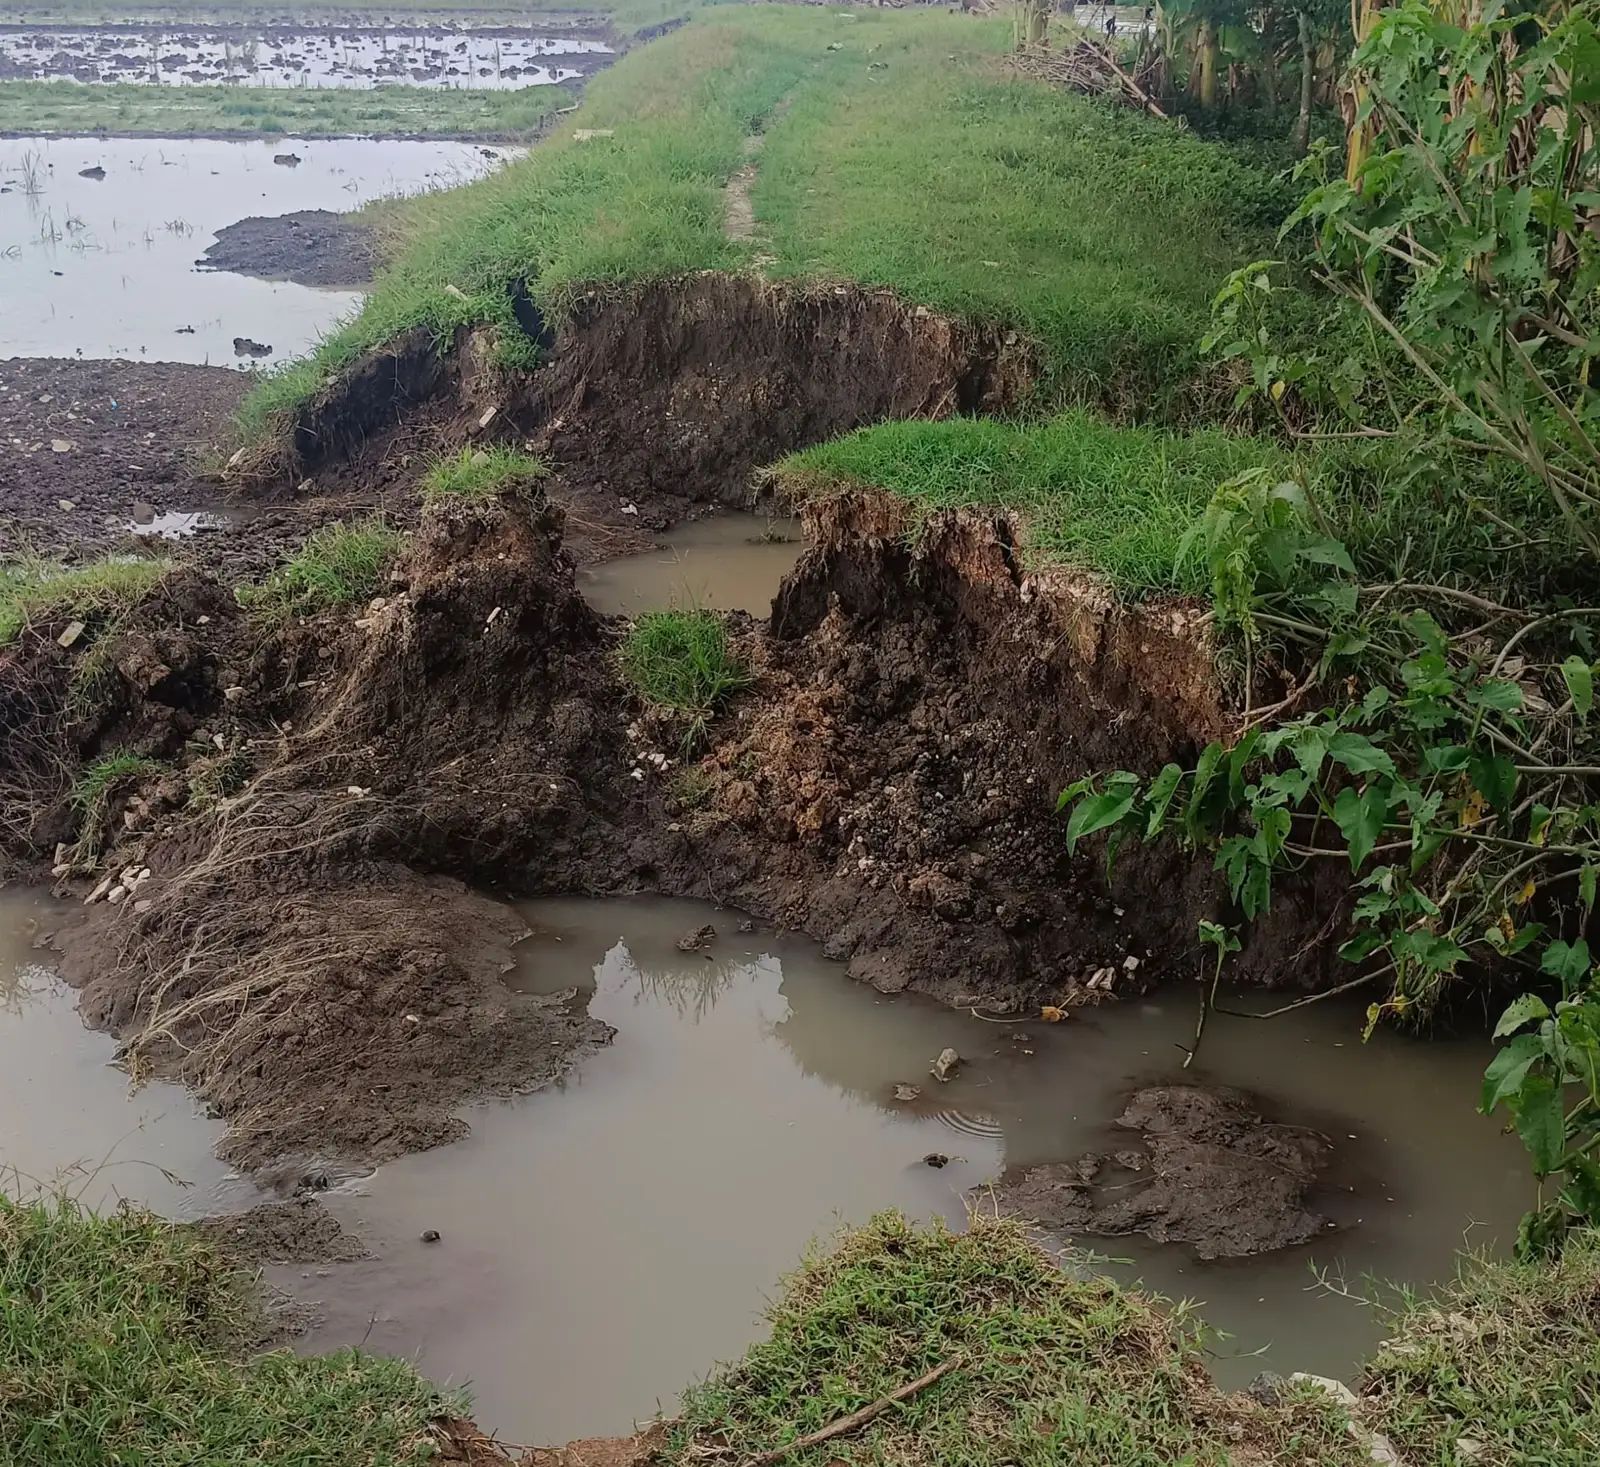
200,210 -> 380,289
995,1084 -> 1336,1259
193,1196 -> 368,1266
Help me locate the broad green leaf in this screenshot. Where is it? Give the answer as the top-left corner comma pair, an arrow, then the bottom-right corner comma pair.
1495,994 -> 1551,1038
1055,777 -> 1095,813
1326,732 -> 1397,777
1542,939 -> 1593,986
1563,1154 -> 1600,1224
1563,656 -> 1594,718
1482,1032 -> 1546,1112
1143,763 -> 1185,838
1468,752 -> 1519,814
1471,680 -> 1524,713
1066,790 -> 1136,852
1333,783 -> 1390,870
1184,741 -> 1226,841
1583,864 -> 1597,912
1510,1074 -> 1566,1176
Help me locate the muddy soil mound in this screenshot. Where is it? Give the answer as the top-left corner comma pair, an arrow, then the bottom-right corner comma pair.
627,495 -> 1345,1013
995,1085 -> 1336,1258
276,276 -> 1037,502
47,494 -> 626,1173
199,210 -> 379,289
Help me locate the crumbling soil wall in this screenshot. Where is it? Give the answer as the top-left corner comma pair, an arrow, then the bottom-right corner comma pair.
280,276 -> 1037,506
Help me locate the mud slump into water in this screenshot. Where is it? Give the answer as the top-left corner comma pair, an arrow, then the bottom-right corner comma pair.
285,896 -> 1530,1444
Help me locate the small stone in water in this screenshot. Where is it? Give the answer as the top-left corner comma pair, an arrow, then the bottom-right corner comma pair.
923,1153 -> 950,1169
420,1229 -> 441,1243
930,1047 -> 961,1082
892,1083 -> 921,1103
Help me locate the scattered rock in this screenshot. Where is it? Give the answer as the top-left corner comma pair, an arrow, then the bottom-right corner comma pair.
232,337 -> 272,359
737,918 -> 754,934
107,886 -> 127,905
84,874 -> 114,905
923,1153 -> 949,1168
676,924 -> 716,952
56,619 -> 86,648
892,1083 -> 921,1102
930,1047 -> 962,1082
420,1229 -> 441,1243
1246,1371 -> 1288,1407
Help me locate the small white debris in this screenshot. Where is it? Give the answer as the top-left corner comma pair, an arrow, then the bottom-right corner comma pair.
298,479 -> 315,495
121,865 -> 140,884
1123,954 -> 1140,972
212,733 -> 225,750
57,620 -> 86,649
57,498 -> 75,512
107,886 -> 127,905
85,874 -> 114,905
444,283 -> 469,299
619,501 -> 639,516
403,1014 -> 420,1024
1456,1439 -> 1485,1463
133,899 -> 152,914
470,449 -> 491,468
930,1047 -> 962,1082
346,786 -> 370,797
51,441 -> 74,455
486,606 -> 503,627
572,128 -> 615,141
893,1083 -> 921,1102
628,768 -> 645,781
477,405 -> 498,430
224,686 -> 245,702
368,597 -> 387,614
227,446 -> 247,469
197,614 -> 210,625
51,863 -> 71,879
1114,906 -> 1125,917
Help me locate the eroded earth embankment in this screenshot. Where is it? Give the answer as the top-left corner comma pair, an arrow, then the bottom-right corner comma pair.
2,277 -> 1346,1188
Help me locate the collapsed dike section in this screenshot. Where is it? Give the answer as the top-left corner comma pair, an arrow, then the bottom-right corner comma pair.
2,274 -> 1348,1188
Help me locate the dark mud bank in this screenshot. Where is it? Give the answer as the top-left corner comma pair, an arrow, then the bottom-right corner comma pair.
276,274 -> 1038,495
8,479 -> 1347,1185
200,209 -> 380,289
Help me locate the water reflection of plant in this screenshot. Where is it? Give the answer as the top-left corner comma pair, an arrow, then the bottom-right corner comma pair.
629,957 -> 749,1024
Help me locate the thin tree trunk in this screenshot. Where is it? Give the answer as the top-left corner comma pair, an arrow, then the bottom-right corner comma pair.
1193,17 -> 1218,108
1292,10 -> 1314,155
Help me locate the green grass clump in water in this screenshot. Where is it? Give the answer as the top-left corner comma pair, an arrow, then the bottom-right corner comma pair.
237,7 -> 1297,440
664,1212 -> 1364,1467
421,446 -> 547,504
239,519 -> 402,620
0,557 -> 169,646
622,608 -> 751,735
1363,1231 -> 1600,1467
778,410 -> 1280,596
0,1192 -> 450,1465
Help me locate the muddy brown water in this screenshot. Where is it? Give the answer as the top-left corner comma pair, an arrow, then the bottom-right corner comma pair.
0,886 -> 260,1215
0,887 -> 1532,1443
577,514 -> 805,617
0,136 -> 515,365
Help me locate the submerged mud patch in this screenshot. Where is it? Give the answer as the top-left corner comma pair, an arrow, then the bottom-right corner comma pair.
200,209 -> 380,289
996,1085 -> 1336,1259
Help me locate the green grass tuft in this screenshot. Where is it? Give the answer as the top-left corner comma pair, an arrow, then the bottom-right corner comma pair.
0,557 -> 169,646
70,751 -> 161,815
421,446 -> 547,504
1363,1231 -> 1600,1467
664,1211 -> 1363,1467
0,1192 -> 450,1466
238,520 -> 402,621
778,410 -> 1281,596
622,607 -> 751,736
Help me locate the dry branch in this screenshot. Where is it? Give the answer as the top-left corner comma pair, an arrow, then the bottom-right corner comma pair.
1012,39 -> 1168,119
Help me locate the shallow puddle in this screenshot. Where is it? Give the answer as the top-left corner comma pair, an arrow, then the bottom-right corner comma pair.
0,886 -> 258,1217
0,135 -> 513,364
286,896 -> 1531,1443
578,514 -> 805,617
0,26 -> 609,90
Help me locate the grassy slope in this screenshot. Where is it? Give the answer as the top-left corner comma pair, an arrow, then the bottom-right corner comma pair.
0,1194 -> 451,1466
666,1212 -> 1364,1467
239,6 -> 1291,434
779,411 -> 1279,595
0,78 -> 571,139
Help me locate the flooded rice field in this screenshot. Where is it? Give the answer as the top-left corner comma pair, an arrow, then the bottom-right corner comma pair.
578,514 -> 807,618
0,26 -> 610,90
0,135 -> 514,365
0,881 -> 1529,1442
0,886 -> 259,1218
